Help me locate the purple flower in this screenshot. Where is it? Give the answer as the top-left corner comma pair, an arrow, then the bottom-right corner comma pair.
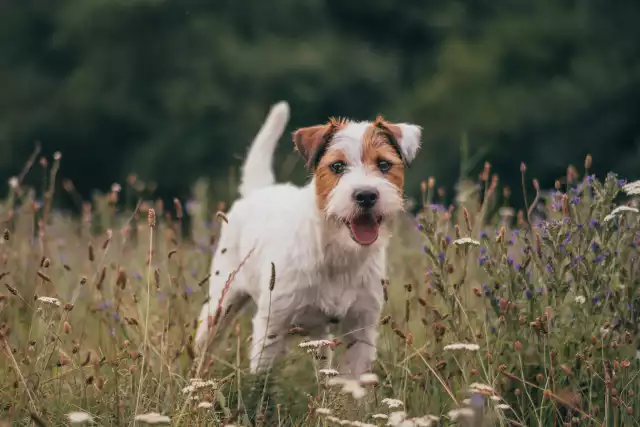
546,264 -> 553,272
445,236 -> 452,244
416,223 -> 424,231
438,252 -> 445,262
480,231 -> 488,239
524,290 -> 533,299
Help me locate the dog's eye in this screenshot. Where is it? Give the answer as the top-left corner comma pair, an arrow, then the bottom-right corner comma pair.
330,161 -> 347,174
377,160 -> 392,173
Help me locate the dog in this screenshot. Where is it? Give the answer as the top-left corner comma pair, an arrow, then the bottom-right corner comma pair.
195,101 -> 422,377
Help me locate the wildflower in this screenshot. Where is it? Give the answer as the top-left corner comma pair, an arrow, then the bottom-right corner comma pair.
197,401 -> 213,409
299,340 -> 333,349
623,180 -> 640,196
315,408 -> 332,415
182,378 -> 217,394
372,414 -> 388,419
574,296 -> 586,305
358,373 -> 379,385
412,415 -> 440,427
604,206 -> 639,222
382,398 -> 404,409
8,177 -> 19,189
387,411 -> 407,426
327,377 -> 367,399
66,412 -> 94,424
496,404 -> 511,410
37,296 -> 61,307
319,368 -> 339,376
443,343 -> 480,352
469,383 -> 495,394
133,413 -> 171,424
447,408 -> 475,421
453,238 -> 480,247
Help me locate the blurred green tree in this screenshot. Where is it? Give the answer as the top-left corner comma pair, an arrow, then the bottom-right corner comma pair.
0,0 -> 638,206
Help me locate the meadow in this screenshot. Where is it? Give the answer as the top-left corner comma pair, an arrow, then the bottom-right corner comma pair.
1,150 -> 639,426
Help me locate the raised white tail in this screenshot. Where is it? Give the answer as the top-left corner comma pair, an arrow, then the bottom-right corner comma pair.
238,101 -> 290,198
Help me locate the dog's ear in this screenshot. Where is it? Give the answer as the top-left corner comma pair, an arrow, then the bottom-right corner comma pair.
292,124 -> 333,169
374,117 -> 422,166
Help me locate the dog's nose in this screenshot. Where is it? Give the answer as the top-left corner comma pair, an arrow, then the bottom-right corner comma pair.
353,189 -> 379,209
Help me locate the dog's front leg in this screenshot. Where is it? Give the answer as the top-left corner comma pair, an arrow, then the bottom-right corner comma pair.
249,307 -> 289,373
338,292 -> 382,378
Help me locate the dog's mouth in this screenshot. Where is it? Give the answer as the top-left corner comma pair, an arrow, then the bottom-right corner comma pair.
345,213 -> 383,246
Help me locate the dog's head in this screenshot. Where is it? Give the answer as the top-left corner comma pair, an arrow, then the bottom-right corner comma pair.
293,116 -> 422,247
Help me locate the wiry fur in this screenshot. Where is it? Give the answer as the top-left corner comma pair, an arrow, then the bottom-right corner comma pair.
195,104 -> 422,377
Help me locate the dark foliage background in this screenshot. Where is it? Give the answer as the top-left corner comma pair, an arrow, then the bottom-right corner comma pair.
1,0 -> 639,205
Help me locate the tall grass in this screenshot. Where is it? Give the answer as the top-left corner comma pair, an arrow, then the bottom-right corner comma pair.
0,152 -> 639,426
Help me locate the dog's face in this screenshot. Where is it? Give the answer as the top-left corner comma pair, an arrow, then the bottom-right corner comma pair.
293,117 -> 422,246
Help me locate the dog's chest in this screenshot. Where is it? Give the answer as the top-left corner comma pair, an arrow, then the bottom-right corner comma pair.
287,256 -> 381,322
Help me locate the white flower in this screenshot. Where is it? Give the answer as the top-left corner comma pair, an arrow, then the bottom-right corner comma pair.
453,238 -> 480,247
53,152 -> 62,161
574,295 -> 586,305
462,398 -> 471,405
447,408 -> 475,421
359,373 -> 379,385
387,411 -> 407,426
496,404 -> 511,410
319,368 -> 339,376
111,183 -> 122,193
469,383 -> 495,393
299,339 -> 333,348
327,377 -> 367,399
372,414 -> 388,419
197,401 -> 213,409
182,378 -> 217,394
133,413 -> 171,424
66,412 -> 94,424
443,343 -> 480,352
604,205 -> 639,222
381,398 -> 404,409
623,180 -> 640,196
489,395 -> 501,401
316,408 -> 332,415
37,297 -> 61,307
8,177 -> 19,189
413,415 -> 440,427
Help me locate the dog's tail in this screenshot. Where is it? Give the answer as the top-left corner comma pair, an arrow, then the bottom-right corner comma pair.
238,101 -> 290,198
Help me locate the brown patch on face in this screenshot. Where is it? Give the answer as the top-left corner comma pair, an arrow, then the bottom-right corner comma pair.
362,118 -> 406,192
292,117 -> 348,169
314,149 -> 348,210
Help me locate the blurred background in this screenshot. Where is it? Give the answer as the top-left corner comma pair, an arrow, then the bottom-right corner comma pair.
1,0 -> 639,208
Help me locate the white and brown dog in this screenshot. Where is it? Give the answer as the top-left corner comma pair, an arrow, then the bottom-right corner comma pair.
195,101 -> 422,377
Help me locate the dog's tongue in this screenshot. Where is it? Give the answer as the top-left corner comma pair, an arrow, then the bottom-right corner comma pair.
349,215 -> 380,245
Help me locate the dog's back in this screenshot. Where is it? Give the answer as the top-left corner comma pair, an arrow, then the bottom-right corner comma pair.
194,101 -> 291,350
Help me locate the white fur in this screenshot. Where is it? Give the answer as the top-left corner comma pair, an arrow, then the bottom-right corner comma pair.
195,116 -> 421,377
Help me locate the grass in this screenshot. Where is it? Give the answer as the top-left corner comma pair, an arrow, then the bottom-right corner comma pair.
1,152 -> 639,427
